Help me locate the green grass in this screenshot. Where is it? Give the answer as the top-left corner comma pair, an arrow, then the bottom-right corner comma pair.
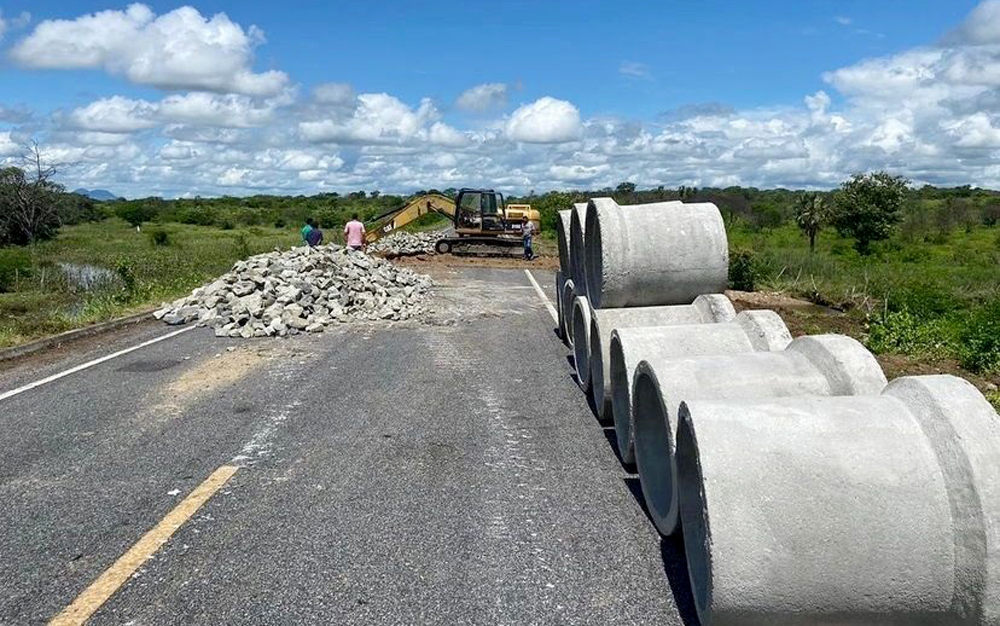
730,223 -> 1000,408
729,224 -> 1000,316
0,219 -> 298,348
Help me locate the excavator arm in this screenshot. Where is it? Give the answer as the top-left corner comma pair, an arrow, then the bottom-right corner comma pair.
364,194 -> 456,243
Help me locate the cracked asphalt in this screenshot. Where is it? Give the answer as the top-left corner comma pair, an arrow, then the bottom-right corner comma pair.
0,266 -> 695,625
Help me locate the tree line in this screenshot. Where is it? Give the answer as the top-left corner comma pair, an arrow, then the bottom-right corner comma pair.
2,150 -> 999,256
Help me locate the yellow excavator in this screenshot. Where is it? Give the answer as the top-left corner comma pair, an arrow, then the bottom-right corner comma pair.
364,188 -> 540,256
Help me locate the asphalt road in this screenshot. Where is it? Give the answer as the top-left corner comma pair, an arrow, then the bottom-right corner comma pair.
0,267 -> 695,625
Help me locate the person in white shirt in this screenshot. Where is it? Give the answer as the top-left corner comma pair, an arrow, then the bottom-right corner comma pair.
521,217 -> 535,260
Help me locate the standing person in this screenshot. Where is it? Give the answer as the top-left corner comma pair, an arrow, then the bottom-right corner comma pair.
301,218 -> 316,245
344,213 -> 366,251
306,223 -> 324,247
521,216 -> 535,260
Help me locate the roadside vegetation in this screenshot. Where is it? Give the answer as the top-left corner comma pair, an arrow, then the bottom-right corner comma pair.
1,151 -> 997,407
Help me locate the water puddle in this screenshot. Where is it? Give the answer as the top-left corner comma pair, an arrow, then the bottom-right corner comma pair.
58,262 -> 120,291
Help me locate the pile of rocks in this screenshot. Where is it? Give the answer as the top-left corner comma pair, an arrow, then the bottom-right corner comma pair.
367,231 -> 439,257
154,245 -> 432,338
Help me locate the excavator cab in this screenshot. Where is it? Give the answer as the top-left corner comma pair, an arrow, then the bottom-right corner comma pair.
455,188 -> 506,233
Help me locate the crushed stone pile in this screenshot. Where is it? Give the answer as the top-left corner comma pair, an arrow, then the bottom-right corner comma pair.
154,244 -> 433,338
367,231 -> 440,257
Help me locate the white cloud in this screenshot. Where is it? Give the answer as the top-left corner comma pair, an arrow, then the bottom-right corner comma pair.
299,93 -> 440,144
68,96 -> 158,133
619,61 -> 651,79
313,82 -> 355,105
549,164 -> 610,182
12,1 -> 1000,197
158,92 -> 279,128
456,83 -> 508,112
942,112 -> 1000,148
834,16 -> 852,26
428,122 -> 468,147
945,0 -> 1000,44
505,97 -> 582,143
0,131 -> 20,156
10,4 -> 287,96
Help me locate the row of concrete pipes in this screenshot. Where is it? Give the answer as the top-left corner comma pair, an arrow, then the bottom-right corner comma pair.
553,198 -> 1000,626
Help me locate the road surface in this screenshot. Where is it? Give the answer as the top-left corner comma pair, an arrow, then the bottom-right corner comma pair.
0,267 -> 696,625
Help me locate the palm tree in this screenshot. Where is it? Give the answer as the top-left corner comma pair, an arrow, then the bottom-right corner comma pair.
796,192 -> 827,252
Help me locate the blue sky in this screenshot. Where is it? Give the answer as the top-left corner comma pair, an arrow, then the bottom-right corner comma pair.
0,0 -> 996,197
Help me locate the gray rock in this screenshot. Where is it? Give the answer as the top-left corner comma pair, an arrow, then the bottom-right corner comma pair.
155,243 -> 432,338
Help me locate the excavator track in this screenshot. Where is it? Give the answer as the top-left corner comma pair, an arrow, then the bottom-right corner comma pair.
435,236 -> 524,258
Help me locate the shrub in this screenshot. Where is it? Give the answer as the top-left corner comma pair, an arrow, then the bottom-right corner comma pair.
115,203 -> 157,228
148,229 -> 170,246
233,232 -> 252,259
888,283 -> 957,318
866,310 -> 924,354
113,256 -> 137,298
728,249 -> 757,291
177,207 -> 217,226
0,248 -> 32,292
958,300 -> 1000,373
833,171 -> 908,255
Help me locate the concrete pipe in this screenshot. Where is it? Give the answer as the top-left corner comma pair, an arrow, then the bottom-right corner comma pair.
570,295 -> 593,391
568,202 -> 588,297
584,197 -> 727,308
555,270 -> 565,340
587,294 -> 737,423
609,310 -> 792,467
677,375 -> 1000,626
633,333 -> 886,536
555,209 -> 572,276
561,278 -> 576,348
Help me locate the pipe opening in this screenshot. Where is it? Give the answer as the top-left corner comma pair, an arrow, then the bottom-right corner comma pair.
584,208 -> 603,307
589,318 -> 605,409
633,367 -> 677,533
572,303 -> 591,389
556,219 -> 570,273
569,211 -> 586,292
561,281 -> 576,346
609,336 -> 633,456
676,406 -> 712,617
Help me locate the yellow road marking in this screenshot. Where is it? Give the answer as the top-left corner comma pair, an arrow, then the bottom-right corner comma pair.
49,465 -> 239,626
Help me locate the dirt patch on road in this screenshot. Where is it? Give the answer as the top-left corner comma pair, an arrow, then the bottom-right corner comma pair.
147,347 -> 266,418
146,342 -> 318,419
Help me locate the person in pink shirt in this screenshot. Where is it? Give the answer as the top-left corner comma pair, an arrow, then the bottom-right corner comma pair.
344,213 -> 366,251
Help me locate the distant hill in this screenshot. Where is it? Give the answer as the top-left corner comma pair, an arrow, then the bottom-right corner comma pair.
72,188 -> 118,201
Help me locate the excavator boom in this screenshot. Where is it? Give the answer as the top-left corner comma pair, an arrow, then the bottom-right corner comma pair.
364,194 -> 456,243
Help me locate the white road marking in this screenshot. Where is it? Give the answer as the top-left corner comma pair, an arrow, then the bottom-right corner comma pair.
0,325 -> 198,403
524,270 -> 558,323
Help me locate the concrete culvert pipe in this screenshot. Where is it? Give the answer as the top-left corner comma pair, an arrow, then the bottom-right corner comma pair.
569,203 -> 588,298
561,278 -> 576,348
571,296 -> 593,391
609,310 -> 792,467
555,270 -> 565,340
584,197 -> 727,308
587,294 -> 736,423
555,209 -> 572,276
677,374 -> 1000,626
633,333 -> 886,536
